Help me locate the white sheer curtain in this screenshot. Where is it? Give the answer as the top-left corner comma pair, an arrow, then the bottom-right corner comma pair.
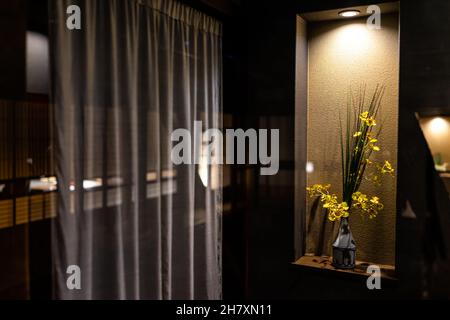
50,0 -> 222,300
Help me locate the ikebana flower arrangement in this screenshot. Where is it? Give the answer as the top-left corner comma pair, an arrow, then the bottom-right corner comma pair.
306,85 -> 395,269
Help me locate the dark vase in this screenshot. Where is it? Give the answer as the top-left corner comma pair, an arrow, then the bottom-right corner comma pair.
332,217 -> 356,269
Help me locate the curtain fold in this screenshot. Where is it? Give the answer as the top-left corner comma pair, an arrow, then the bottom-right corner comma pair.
50,0 -> 222,300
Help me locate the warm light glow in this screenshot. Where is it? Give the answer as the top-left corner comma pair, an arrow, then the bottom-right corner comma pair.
199,142 -> 221,189
69,179 -> 103,191
306,161 -> 315,173
199,142 -> 210,187
199,158 -> 209,187
429,117 -> 449,135
334,24 -> 371,55
419,116 -> 450,169
338,10 -> 360,18
29,177 -> 58,191
83,179 -> 103,189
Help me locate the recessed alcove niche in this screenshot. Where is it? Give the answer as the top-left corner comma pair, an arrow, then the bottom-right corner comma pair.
294,2 -> 399,278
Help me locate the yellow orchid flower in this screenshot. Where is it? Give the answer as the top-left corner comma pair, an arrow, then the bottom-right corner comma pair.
370,196 -> 380,204
360,111 -> 369,121
381,160 -> 395,175
365,117 -> 377,127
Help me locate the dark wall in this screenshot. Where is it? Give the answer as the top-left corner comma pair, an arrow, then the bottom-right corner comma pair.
241,1 -> 296,299
0,0 -> 52,299
397,0 -> 450,299
0,1 -> 26,99
0,0 -> 28,299
221,0 -> 450,299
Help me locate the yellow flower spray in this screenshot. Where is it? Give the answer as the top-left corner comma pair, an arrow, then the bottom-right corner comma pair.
307,85 -> 395,221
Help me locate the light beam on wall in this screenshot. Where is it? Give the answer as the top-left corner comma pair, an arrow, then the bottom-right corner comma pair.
335,24 -> 371,55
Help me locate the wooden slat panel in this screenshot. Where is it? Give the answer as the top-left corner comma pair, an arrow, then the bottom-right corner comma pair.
0,100 -> 13,180
44,192 -> 57,218
15,102 -> 29,177
0,200 -> 13,229
13,101 -> 51,178
30,195 -> 43,222
15,196 -> 28,225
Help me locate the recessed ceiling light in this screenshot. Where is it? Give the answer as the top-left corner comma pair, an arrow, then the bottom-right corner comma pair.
338,10 -> 360,18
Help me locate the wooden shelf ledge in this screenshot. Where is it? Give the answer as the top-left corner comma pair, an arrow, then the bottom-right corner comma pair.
293,255 -> 397,281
